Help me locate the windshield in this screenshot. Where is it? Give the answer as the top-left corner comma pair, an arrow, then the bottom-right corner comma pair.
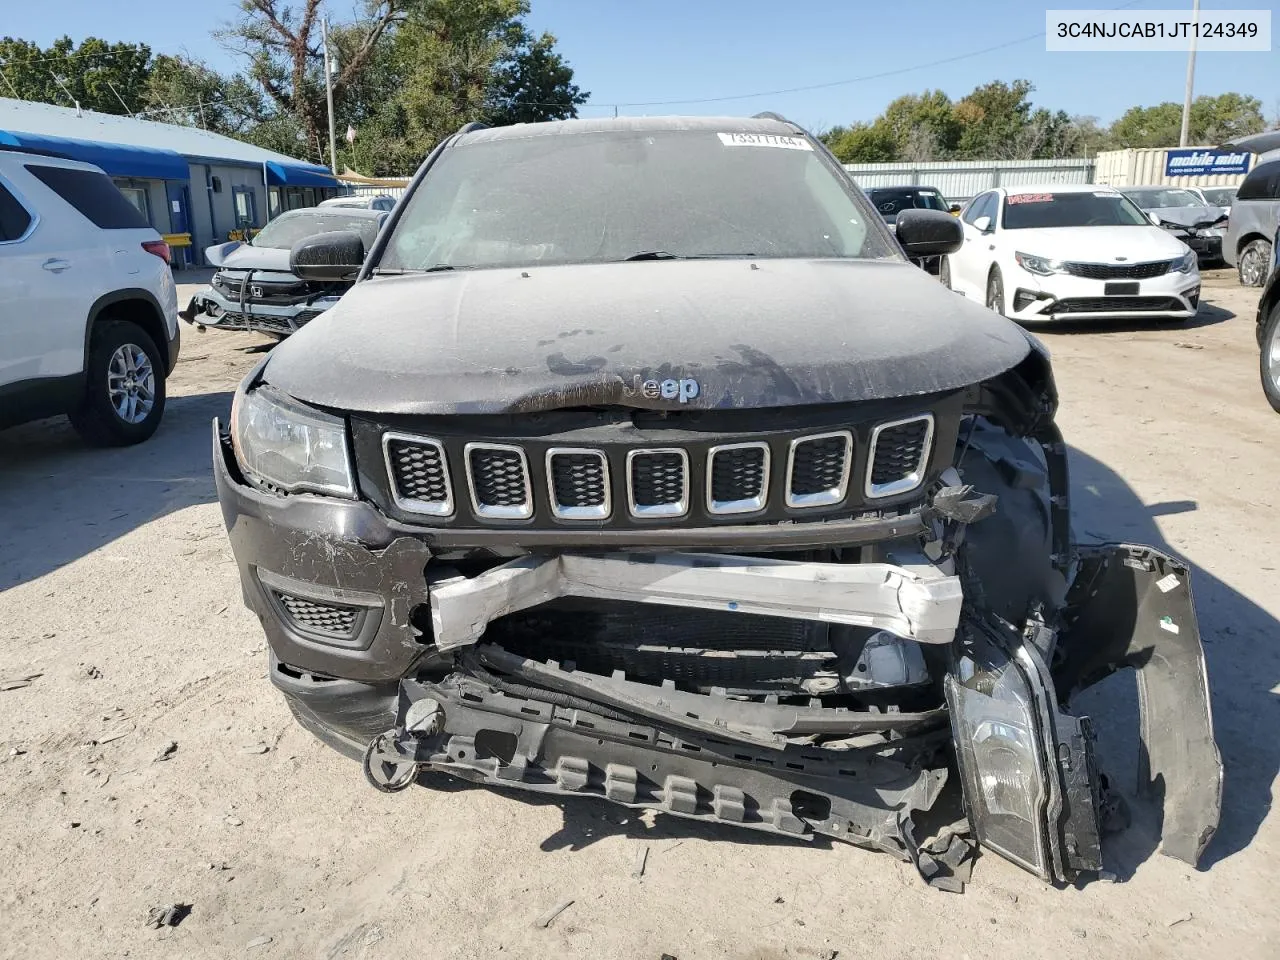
378,129 -> 896,271
1125,188 -> 1203,209
1200,187 -> 1236,205
252,211 -> 382,249
867,188 -> 950,216
1002,192 -> 1150,229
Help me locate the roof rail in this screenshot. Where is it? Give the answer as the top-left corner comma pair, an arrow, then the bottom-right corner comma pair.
456,121 -> 490,136
751,112 -> 790,123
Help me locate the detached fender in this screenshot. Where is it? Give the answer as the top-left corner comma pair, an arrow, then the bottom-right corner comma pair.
1054,543 -> 1222,866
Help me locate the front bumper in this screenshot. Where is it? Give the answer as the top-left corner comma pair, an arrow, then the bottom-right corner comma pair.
179,286 -> 341,336
1007,269 -> 1201,322
214,418 -> 1221,886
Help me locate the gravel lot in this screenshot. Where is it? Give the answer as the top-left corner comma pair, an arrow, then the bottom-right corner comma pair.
1,269 -> 1277,960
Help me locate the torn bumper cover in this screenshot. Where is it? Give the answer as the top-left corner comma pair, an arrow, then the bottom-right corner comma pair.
213,424 -> 1221,885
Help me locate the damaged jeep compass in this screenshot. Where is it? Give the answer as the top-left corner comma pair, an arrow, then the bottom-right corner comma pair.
214,115 -> 1221,889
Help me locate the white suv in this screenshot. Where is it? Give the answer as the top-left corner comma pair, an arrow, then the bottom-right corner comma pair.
0,152 -> 180,444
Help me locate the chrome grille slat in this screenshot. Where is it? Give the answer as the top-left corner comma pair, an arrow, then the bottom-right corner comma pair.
866,414 -> 933,499
785,431 -> 852,508
627,448 -> 689,518
707,442 -> 770,515
383,432 -> 454,516
466,443 -> 533,519
547,448 -> 611,520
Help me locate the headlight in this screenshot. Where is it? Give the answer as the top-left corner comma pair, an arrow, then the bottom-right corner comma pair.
1173,249 -> 1198,273
1014,251 -> 1064,276
230,385 -> 355,497
946,627 -> 1051,877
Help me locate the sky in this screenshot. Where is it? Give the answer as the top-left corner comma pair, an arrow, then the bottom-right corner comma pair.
2,0 -> 1276,131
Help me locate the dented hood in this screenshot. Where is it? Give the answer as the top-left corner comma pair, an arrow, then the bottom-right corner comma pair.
262,258 -> 1032,414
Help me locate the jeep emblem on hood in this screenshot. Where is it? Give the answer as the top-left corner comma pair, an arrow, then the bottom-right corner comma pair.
622,374 -> 700,403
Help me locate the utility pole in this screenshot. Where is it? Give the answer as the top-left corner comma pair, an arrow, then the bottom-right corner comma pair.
322,16 -> 339,174
1178,0 -> 1200,147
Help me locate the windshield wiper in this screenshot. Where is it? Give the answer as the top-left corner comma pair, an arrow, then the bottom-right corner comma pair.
622,251 -> 757,262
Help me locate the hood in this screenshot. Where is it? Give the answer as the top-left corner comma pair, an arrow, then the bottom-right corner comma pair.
1004,225 -> 1190,262
206,242 -> 294,273
1147,205 -> 1228,229
261,258 -> 1033,415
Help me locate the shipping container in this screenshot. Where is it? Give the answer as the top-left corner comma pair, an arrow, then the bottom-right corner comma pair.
842,158 -> 1095,203
1094,147 -> 1251,188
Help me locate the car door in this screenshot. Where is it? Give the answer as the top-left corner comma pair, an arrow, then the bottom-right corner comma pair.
0,170 -> 76,389
951,191 -> 998,294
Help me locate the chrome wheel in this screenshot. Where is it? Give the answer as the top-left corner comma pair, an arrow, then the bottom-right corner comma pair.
1239,241 -> 1272,287
106,343 -> 156,424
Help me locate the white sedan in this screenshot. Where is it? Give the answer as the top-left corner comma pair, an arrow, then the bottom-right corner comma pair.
942,184 -> 1201,323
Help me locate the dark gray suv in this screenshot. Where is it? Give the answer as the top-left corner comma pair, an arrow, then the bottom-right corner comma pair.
210,115 -> 1220,891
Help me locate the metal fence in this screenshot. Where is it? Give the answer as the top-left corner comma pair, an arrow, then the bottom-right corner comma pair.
842,158 -> 1096,203
345,183 -> 409,201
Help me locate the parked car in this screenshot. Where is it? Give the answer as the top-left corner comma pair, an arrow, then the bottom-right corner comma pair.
210,116 -> 1219,889
0,150 -> 179,444
1254,223 -> 1280,412
943,184 -> 1200,324
1224,157 -> 1280,286
1190,185 -> 1238,210
179,207 -> 388,338
1121,186 -> 1228,264
865,185 -> 957,224
318,194 -> 397,211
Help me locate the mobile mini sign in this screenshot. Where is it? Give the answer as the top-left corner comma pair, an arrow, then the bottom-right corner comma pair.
1164,149 -> 1252,177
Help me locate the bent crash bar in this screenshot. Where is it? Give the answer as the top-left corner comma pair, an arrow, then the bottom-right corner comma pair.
429,550 -> 964,651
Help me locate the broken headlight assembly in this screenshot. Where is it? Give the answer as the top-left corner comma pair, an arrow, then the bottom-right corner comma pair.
230,385 -> 355,497
945,615 -> 1102,884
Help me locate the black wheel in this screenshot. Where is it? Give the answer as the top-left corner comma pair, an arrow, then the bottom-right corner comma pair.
69,319 -> 166,446
985,268 -> 1006,316
1238,238 -> 1273,287
1260,302 -> 1280,414
361,735 -> 418,793
939,257 -> 952,289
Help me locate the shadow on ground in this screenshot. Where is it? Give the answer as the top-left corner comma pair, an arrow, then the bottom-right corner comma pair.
0,390 -> 231,588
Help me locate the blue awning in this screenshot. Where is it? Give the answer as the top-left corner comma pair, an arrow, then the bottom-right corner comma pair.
0,130 -> 190,181
264,161 -> 338,188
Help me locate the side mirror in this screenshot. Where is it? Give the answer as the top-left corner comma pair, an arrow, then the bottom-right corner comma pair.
290,230 -> 366,282
949,203 -> 962,215
1147,211 -> 1163,225
896,209 -> 964,258
972,215 -> 993,234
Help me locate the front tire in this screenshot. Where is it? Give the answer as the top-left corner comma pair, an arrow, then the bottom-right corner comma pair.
1260,303 -> 1280,414
985,267 -> 1006,317
70,319 -> 167,446
1239,239 -> 1273,287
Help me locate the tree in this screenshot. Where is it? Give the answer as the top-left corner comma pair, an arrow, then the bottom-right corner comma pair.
142,55 -> 269,136
880,90 -> 959,160
821,121 -> 897,163
1109,93 -> 1265,147
218,0 -> 410,163
218,0 -> 588,172
0,35 -> 152,114
952,79 -> 1036,158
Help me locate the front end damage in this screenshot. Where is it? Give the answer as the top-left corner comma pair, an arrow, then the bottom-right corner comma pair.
213,359 -> 1220,891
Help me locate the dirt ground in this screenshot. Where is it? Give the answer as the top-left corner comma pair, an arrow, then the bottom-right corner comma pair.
1,269 -> 1277,960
